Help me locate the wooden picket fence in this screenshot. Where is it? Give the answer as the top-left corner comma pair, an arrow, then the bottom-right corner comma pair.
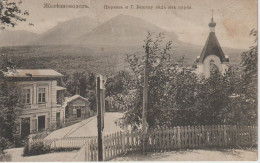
83,125 -> 257,161
28,136 -> 96,152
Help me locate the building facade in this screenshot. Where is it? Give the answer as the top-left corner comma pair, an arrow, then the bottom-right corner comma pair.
65,95 -> 92,123
196,15 -> 229,78
5,69 -> 66,139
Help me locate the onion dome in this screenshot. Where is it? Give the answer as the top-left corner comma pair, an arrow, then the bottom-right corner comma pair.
208,18 -> 216,27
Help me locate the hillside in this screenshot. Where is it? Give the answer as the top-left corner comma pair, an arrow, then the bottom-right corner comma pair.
0,44 -> 245,78
73,14 -> 180,46
32,16 -> 98,45
0,14 -> 245,76
0,30 -> 38,47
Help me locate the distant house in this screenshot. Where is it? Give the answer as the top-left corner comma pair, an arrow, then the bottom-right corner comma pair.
4,69 -> 66,139
64,95 -> 92,123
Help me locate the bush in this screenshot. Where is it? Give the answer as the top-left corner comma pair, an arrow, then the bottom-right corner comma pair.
30,131 -> 50,140
0,137 -> 12,154
0,152 -> 11,162
23,140 -> 51,156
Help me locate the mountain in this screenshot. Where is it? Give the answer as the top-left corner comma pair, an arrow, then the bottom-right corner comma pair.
0,30 -> 38,47
73,14 -> 180,46
72,14 -> 244,65
0,15 -> 245,68
33,16 -> 98,45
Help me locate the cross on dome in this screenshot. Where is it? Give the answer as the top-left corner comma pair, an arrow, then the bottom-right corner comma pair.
209,9 -> 216,27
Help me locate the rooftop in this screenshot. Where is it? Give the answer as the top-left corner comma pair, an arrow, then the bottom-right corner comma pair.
4,69 -> 63,78
65,95 -> 89,104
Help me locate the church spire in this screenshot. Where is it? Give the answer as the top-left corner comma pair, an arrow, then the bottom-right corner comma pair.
208,9 -> 216,32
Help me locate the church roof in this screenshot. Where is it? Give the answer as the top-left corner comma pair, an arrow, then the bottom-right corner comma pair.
197,30 -> 228,63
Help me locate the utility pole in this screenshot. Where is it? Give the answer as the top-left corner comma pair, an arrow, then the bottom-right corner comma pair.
142,44 -> 150,154
96,75 -> 105,161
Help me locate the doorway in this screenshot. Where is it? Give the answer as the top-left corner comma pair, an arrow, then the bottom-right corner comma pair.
77,109 -> 81,118
56,112 -> 61,129
38,116 -> 45,131
21,118 -> 30,139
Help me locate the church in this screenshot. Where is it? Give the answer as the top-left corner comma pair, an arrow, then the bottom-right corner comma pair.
196,13 -> 229,78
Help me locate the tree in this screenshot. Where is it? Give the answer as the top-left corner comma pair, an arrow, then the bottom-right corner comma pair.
0,0 -> 29,154
63,71 -> 97,112
194,70 -> 233,125
117,31 -> 256,129
0,0 -> 29,30
223,29 -> 258,126
117,32 -> 180,129
0,55 -> 22,153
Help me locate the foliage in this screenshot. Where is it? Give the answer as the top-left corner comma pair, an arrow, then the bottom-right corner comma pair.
23,141 -> 51,156
0,0 -> 29,154
116,31 -> 257,130
0,55 -> 22,154
194,70 -> 233,125
0,152 -> 11,161
114,32 -> 178,129
105,71 -> 133,97
0,0 -> 29,30
224,29 -> 258,126
62,71 -> 97,111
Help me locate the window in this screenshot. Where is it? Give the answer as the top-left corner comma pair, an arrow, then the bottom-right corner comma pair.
32,119 -> 37,132
22,89 -> 31,104
38,88 -> 46,103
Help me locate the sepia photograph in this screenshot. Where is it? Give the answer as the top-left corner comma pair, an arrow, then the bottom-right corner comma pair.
0,0 -> 258,161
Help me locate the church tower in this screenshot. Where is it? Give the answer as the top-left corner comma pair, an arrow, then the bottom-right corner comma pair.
196,11 -> 229,78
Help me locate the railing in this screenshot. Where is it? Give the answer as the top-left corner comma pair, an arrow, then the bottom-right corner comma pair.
83,125 -> 257,161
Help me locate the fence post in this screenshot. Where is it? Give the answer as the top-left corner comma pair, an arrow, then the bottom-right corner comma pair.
84,142 -> 88,161
223,125 -> 227,147
177,126 -> 181,149
54,138 -> 56,150
122,131 -> 126,153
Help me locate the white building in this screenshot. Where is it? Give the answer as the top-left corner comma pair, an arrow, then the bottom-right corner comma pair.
5,69 -> 66,139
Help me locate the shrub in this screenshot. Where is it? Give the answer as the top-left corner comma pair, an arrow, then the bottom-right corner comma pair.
0,137 -> 12,154
0,152 -> 11,162
30,131 -> 50,140
23,140 -> 51,156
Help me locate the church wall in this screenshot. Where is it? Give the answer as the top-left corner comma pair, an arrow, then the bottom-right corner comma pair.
221,63 -> 228,75
196,64 -> 204,75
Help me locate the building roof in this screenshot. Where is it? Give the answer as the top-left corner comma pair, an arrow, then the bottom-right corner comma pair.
65,95 -> 89,104
56,86 -> 66,91
197,27 -> 228,63
4,69 -> 63,78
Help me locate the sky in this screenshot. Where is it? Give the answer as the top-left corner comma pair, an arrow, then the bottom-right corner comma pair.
5,0 -> 258,49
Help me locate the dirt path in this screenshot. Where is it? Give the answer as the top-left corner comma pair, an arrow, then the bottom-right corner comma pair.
6,148 -> 77,162
111,149 -> 257,161
46,112 -> 125,139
